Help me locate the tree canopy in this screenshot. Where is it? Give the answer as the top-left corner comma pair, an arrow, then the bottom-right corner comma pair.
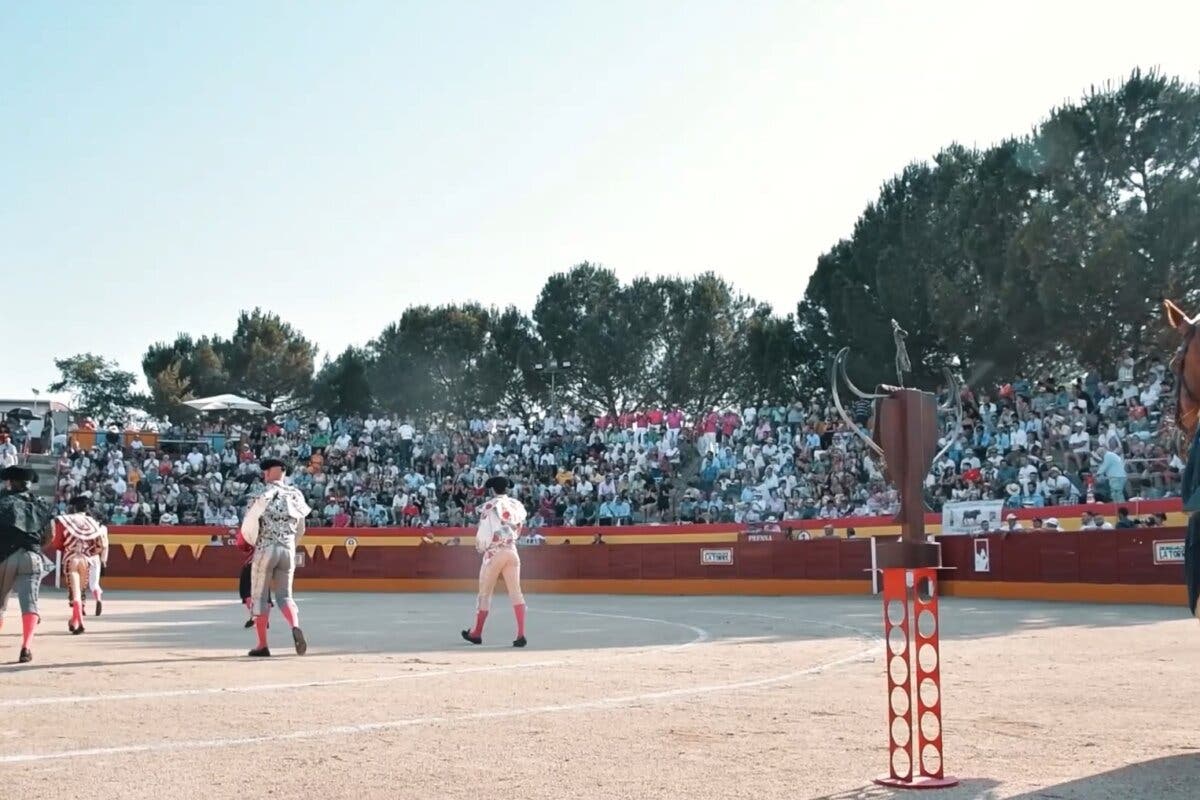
49,354 -> 143,423
46,70 -> 1199,423
803,69 -> 1200,389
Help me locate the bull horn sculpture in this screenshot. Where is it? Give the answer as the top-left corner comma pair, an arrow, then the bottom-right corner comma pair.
830,348 -> 886,459
930,367 -> 965,465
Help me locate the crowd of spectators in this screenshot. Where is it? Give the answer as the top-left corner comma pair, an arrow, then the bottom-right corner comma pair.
50,354 -> 1182,529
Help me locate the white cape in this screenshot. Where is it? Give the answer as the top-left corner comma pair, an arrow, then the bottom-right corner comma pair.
240,484 -> 312,546
475,496 -> 528,552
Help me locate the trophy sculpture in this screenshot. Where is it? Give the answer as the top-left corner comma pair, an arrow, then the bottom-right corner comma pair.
830,320 -> 963,790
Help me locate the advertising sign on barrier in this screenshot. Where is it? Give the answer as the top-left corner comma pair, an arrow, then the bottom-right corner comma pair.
973,539 -> 990,573
700,548 -> 734,565
1152,540 -> 1185,564
942,500 -> 1005,535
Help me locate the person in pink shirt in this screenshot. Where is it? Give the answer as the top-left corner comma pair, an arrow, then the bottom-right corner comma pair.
633,412 -> 649,445
720,411 -> 740,443
665,409 -> 684,447
647,408 -> 664,440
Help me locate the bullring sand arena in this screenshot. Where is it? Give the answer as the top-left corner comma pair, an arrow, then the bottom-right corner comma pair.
2,590 -> 1197,800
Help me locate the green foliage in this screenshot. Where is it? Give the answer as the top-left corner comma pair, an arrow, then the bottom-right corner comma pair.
220,309 -> 317,405
532,263 -> 663,416
804,69 -> 1200,385
141,334 -> 230,418
140,310 -> 315,416
49,354 -> 143,423
108,71 -> 1197,421
656,273 -> 756,412
310,347 -> 374,418
367,304 -> 540,419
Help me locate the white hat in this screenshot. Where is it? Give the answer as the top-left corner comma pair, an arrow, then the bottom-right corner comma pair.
1045,517 -> 1060,528
1006,513 -> 1017,520
1005,482 -> 1020,496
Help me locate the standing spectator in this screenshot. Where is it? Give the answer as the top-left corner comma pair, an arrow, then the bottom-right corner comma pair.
397,419 -> 415,467
0,433 -> 17,469
1093,445 -> 1127,502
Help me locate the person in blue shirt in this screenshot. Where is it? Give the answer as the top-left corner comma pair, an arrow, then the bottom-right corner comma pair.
611,495 -> 632,525
368,502 -> 391,527
1019,483 -> 1044,508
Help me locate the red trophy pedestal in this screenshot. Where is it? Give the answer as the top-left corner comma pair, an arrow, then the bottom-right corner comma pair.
873,567 -> 958,790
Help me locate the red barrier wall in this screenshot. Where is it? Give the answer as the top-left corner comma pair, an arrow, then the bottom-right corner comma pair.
101,529 -> 1188,605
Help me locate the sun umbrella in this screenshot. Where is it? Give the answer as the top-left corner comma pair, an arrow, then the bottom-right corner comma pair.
183,394 -> 271,414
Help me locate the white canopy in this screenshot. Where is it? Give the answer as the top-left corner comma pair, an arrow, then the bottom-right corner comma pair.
183,394 -> 271,413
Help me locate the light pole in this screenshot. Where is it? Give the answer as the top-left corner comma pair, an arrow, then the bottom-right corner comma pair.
533,359 -> 572,415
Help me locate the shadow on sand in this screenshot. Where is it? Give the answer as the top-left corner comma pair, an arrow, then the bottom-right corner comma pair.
811,753 -> 1200,800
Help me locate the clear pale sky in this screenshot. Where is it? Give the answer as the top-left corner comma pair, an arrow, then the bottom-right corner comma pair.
4,1 -> 1199,401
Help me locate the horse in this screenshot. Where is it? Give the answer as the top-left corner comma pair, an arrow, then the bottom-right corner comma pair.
1164,299 -> 1200,455
1164,298 -> 1200,623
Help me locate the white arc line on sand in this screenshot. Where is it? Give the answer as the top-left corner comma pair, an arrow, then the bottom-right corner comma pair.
0,639 -> 882,764
538,609 -> 710,649
0,610 -> 707,708
0,661 -> 562,709
689,609 -> 884,641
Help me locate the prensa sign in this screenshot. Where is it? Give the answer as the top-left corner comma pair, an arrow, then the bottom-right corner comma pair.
1152,540 -> 1185,565
700,548 -> 734,565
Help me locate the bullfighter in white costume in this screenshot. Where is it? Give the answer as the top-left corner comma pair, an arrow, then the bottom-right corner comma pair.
462,476 -> 528,647
239,458 -> 311,657
53,496 -> 109,633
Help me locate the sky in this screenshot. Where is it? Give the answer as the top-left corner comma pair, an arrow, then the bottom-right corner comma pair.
4,1 -> 1200,402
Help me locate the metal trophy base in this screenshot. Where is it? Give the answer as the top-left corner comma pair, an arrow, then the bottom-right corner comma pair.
874,775 -> 960,790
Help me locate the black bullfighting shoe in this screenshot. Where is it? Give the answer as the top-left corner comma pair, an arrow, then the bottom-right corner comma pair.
461,630 -> 482,645
292,627 -> 308,656
18,648 -> 32,663
248,647 -> 271,657
512,636 -> 527,648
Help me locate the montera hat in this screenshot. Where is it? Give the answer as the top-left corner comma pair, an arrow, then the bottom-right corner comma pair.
260,457 -> 287,471
0,466 -> 36,483
484,476 -> 511,494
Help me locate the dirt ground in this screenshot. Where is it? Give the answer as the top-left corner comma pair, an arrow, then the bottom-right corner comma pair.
0,589 -> 1196,800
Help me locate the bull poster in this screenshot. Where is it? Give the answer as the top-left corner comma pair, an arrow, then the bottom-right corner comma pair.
973,539 -> 991,572
941,499 -> 1005,535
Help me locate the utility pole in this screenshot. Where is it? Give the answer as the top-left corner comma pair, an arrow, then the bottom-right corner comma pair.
533,359 -> 573,416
